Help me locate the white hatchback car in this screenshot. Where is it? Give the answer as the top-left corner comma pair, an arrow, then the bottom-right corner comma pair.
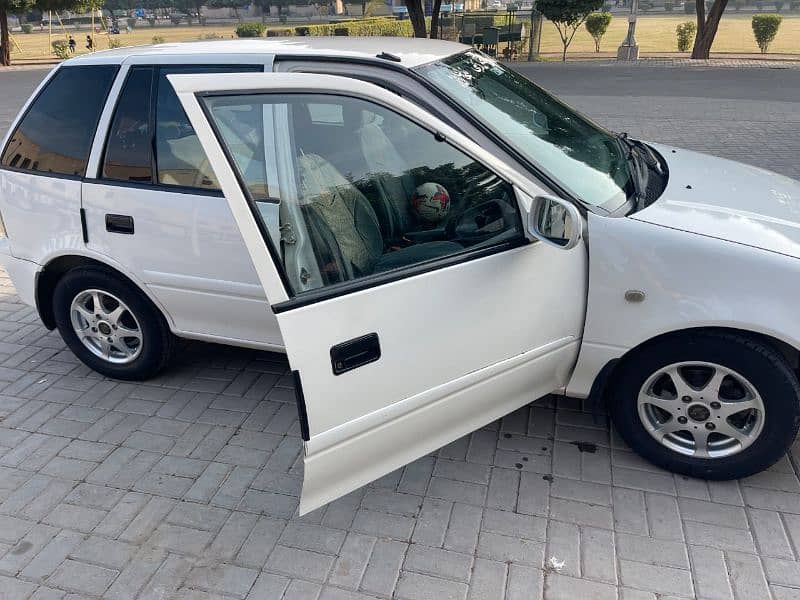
2,38 -> 800,513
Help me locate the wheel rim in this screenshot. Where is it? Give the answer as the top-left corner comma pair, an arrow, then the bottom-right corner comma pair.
69,289 -> 143,364
637,361 -> 765,459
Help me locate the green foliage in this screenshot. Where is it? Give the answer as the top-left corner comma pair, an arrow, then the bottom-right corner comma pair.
774,0 -> 784,10
151,34 -> 165,43
126,16 -> 136,28
298,16 -> 416,37
235,21 -> 266,37
664,1 -> 673,11
684,0 -> 695,13
676,20 -> 696,51
108,36 -> 121,47
147,16 -> 156,25
751,13 -> 782,52
51,38 -> 70,58
21,22 -> 34,32
537,0 -> 605,60
584,11 -> 611,52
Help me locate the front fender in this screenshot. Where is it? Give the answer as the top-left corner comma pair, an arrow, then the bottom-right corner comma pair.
566,212 -> 800,398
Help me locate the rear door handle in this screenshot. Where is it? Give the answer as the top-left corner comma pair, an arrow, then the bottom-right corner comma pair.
106,214 -> 134,234
330,333 -> 381,375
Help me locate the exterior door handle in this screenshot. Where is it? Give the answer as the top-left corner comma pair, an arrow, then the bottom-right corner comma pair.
106,214 -> 134,234
330,333 -> 381,375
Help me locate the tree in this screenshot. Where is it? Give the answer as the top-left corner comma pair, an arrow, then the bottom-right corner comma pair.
207,0 -> 248,21
405,0 -> 427,38
751,13 -> 782,53
691,0 -> 728,59
429,0 -> 443,38
2,0 -> 34,65
584,11 -> 611,52
538,0 -> 604,61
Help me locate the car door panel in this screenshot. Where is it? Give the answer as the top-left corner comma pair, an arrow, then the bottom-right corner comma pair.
171,72 -> 588,514
82,63 -> 282,348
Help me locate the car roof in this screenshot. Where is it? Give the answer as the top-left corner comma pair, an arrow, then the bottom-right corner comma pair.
63,37 -> 466,69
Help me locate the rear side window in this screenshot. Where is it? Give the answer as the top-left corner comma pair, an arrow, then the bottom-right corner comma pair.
1,65 -> 118,177
154,65 -> 262,191
102,67 -> 154,183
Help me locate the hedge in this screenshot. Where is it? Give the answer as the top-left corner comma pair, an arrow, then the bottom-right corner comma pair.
236,22 -> 267,37
752,13 -> 782,52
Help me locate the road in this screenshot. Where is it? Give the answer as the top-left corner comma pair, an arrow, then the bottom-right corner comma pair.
0,62 -> 799,600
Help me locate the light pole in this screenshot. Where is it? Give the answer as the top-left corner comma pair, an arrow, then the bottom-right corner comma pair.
617,0 -> 640,60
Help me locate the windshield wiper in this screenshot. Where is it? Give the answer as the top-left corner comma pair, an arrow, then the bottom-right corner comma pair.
615,132 -> 647,210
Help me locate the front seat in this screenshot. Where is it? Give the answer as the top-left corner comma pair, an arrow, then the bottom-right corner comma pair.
296,151 -> 461,281
350,108 -> 418,243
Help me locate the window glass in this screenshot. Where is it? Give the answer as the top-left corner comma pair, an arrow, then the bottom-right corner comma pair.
102,67 -> 154,183
202,93 -> 524,296
416,51 -> 633,211
1,65 -> 118,177
155,65 -> 261,191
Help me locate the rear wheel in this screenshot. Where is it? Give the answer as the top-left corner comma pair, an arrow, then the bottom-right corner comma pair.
53,267 -> 174,380
609,331 -> 800,479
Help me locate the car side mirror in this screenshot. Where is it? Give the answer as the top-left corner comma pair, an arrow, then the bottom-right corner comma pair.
527,195 -> 583,250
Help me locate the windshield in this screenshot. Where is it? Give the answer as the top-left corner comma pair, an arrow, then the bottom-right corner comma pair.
416,51 -> 633,211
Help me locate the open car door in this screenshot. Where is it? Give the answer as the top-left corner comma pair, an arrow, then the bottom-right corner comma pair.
170,72 -> 587,515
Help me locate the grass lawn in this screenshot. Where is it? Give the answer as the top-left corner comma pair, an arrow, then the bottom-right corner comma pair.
7,13 -> 800,60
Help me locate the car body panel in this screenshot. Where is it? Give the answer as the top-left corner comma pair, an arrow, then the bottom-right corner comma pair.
171,71 -> 587,513
566,210 -> 800,398
634,144 -> 800,260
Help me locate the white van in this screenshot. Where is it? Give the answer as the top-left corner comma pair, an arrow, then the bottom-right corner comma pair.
3,38 -> 800,511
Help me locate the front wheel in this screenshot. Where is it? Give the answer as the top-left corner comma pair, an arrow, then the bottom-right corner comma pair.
609,331 -> 800,480
53,266 -> 174,380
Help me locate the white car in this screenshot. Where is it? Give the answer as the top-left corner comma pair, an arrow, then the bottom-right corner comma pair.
2,39 -> 799,513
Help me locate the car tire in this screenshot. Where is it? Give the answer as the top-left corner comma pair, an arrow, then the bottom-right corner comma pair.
53,266 -> 174,380
609,331 -> 800,480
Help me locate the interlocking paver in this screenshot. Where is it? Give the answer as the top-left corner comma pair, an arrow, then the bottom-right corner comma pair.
0,63 -> 799,599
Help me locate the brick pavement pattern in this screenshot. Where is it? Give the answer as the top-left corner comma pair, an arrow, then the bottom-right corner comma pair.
0,62 -> 799,599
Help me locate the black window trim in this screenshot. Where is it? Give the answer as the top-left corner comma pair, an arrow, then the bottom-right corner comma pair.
196,88 -> 529,315
96,63 -> 265,194
0,64 -> 120,179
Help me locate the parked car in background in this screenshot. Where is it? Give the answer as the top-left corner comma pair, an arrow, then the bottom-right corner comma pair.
2,39 -> 800,513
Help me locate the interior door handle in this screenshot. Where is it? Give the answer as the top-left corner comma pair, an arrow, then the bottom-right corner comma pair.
106,214 -> 134,234
330,333 -> 381,375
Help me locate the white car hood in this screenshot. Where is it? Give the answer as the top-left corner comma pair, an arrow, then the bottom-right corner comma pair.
632,144 -> 800,259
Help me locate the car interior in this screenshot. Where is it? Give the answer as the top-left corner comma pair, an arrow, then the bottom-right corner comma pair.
205,94 -> 525,293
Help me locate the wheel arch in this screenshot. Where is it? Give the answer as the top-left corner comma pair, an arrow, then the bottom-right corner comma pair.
589,326 -> 800,406
36,254 -> 174,331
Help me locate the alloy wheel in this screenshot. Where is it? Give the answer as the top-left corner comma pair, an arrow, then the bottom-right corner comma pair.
637,361 -> 764,459
69,289 -> 143,364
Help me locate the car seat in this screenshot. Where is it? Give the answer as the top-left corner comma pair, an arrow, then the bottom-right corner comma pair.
295,150 -> 461,281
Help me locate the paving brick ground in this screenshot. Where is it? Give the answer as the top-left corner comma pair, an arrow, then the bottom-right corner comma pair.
0,62 -> 799,599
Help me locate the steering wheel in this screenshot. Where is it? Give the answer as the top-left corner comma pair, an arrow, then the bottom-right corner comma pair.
444,198 -> 517,244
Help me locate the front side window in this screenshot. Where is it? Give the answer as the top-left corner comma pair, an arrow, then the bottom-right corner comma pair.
416,51 -> 632,212
202,93 -> 525,297
1,65 -> 118,177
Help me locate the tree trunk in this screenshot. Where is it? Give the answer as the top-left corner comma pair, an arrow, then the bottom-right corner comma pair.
429,0 -> 442,38
405,0 -> 427,37
691,0 -> 728,58
1,6 -> 10,67
562,44 -> 567,61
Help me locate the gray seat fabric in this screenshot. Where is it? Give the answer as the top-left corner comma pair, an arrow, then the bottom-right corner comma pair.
296,151 -> 460,279
354,109 -> 418,241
